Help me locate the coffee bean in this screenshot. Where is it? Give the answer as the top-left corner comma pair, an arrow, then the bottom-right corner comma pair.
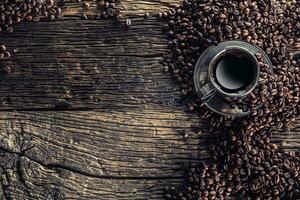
144,12 -> 150,19
156,12 -> 163,19
83,2 -> 90,9
125,18 -> 131,27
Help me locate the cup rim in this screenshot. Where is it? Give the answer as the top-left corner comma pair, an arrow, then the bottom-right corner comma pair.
207,46 -> 260,98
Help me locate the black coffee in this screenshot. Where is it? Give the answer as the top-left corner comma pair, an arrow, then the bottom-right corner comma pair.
214,54 -> 256,92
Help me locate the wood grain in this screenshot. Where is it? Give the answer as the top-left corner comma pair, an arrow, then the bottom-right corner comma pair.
0,0 -> 299,199
0,109 -> 205,199
0,110 -> 206,178
2,157 -> 181,200
0,18 -> 175,111
62,0 -> 181,18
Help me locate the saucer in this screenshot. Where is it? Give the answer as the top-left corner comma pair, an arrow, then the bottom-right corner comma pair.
194,40 -> 273,117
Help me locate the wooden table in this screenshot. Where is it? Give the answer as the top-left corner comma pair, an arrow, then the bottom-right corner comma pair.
0,1 -> 298,199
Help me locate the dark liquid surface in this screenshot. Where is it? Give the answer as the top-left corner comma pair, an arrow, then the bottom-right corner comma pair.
214,54 -> 256,93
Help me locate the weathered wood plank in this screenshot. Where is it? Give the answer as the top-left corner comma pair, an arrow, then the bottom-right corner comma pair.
0,18 -> 179,110
0,109 -> 205,199
0,109 -> 206,178
0,151 -> 182,200
62,0 -> 181,18
0,0 -> 183,111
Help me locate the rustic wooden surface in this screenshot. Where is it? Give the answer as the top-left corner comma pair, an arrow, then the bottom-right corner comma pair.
0,0 -> 298,199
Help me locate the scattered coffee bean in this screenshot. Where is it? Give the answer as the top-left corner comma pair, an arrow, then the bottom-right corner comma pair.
81,0 -> 121,20
144,12 -> 150,19
80,0 -> 128,25
156,12 -> 162,19
125,18 -> 131,27
83,2 -> 91,9
97,0 -> 120,19
0,44 -> 9,59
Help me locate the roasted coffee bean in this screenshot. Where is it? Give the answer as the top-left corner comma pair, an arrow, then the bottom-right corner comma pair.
125,18 -> 131,27
144,12 -> 150,19
83,2 -> 90,9
0,44 -> 9,60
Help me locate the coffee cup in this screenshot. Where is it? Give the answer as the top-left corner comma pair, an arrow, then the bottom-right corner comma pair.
193,40 -> 271,117
199,46 -> 260,102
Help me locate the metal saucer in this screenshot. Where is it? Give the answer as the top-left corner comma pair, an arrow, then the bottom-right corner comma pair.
194,40 -> 273,117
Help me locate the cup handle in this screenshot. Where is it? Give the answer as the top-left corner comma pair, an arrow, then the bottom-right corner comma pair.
199,82 -> 216,102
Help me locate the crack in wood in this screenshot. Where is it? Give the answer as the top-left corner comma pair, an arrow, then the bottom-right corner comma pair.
0,146 -> 182,181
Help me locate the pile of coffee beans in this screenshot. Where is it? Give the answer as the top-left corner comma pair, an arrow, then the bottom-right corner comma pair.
240,54 -> 300,133
165,127 -> 300,199
161,0 -> 300,131
0,0 -> 62,33
0,0 -> 63,62
162,0 -> 300,199
212,127 -> 300,199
